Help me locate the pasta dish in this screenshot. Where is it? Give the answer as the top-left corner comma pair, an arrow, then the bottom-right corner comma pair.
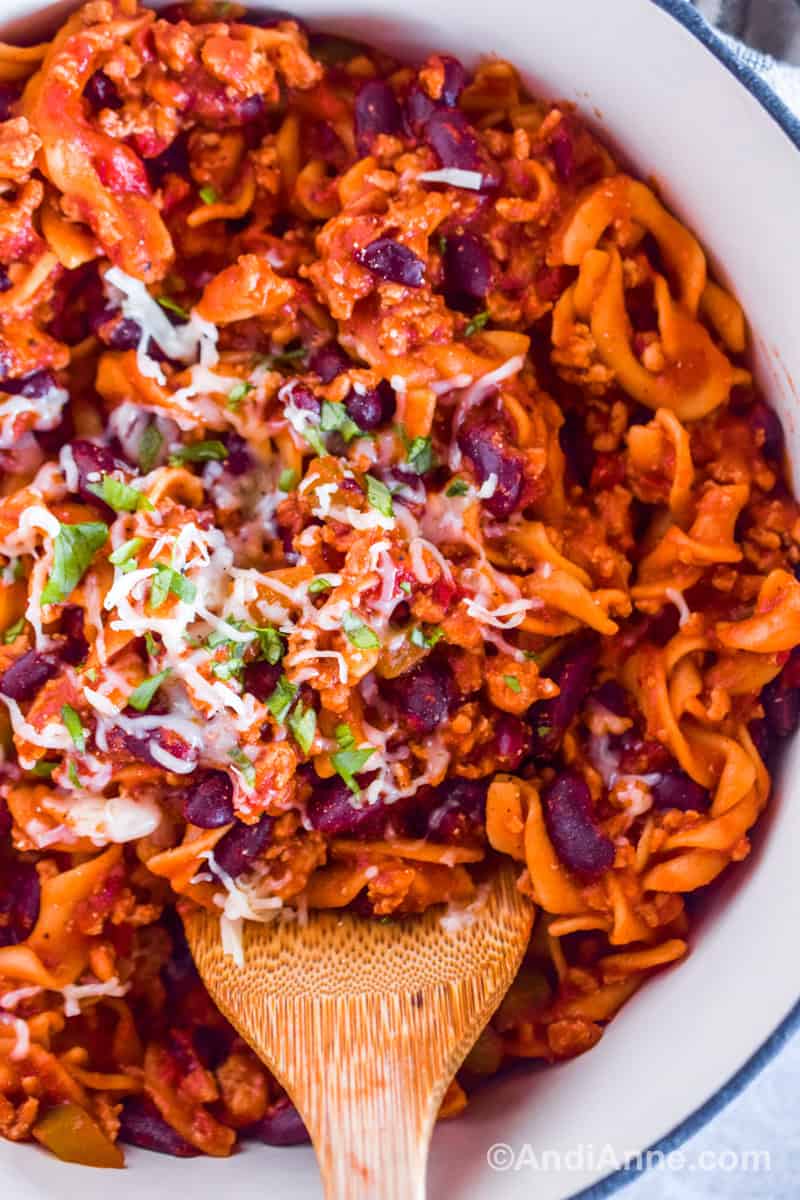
0,0 -> 798,1166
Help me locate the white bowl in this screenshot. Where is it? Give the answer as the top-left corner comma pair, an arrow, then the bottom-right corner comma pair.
2,2 -> 799,1197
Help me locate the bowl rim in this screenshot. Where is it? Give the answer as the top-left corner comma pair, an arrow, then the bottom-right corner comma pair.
572,13 -> 800,1197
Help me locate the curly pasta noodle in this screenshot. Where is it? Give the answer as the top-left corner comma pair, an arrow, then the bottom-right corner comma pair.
0,0 -> 798,1168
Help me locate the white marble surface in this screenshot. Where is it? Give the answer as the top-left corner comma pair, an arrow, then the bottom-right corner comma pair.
623,1029 -> 800,1197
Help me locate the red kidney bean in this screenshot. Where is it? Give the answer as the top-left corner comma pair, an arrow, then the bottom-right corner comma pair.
761,648 -> 800,738
425,109 -> 481,171
614,732 -> 673,776
404,85 -> 437,138
307,775 -> 390,838
84,70 -> 122,111
2,370 -> 58,399
490,713 -> 531,769
0,268 -> 11,294
214,813 -> 274,878
119,1098 -> 201,1157
355,80 -> 403,155
243,660 -> 283,703
529,635 -> 599,758
426,777 -> 487,843
0,798 -> 11,839
458,420 -> 525,518
750,400 -> 784,462
542,770 -> 614,879
285,380 -> 320,418
650,770 -> 711,812
183,771 -> 235,828
0,861 -> 41,946
442,233 -> 491,311
438,56 -> 467,106
592,680 -> 630,717
250,1097 -> 310,1146
0,651 -> 59,702
223,431 -> 251,476
383,656 -> 458,736
356,238 -> 425,288
70,439 -> 118,516
550,121 -> 575,181
144,133 -> 190,186
748,718 -> 772,764
344,379 -> 396,430
308,342 -> 351,383
58,605 -> 89,665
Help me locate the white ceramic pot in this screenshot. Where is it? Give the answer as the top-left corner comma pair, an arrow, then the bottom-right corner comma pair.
2,2 -> 799,1197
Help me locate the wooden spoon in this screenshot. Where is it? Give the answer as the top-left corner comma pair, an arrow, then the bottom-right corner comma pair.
185,863 -> 533,1200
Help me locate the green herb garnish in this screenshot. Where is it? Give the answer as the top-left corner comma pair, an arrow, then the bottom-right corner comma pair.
228,745 -> 255,788
227,381 -> 253,410
149,564 -> 197,609
503,674 -> 522,693
308,577 -> 333,596
157,296 -> 189,319
87,474 -> 153,513
168,440 -> 228,466
267,675 -> 298,723
199,185 -> 218,205
464,310 -> 490,337
278,468 -> 299,492
320,400 -> 362,443
138,425 -> 163,473
331,723 -> 375,794
30,761 -> 57,779
364,474 -> 394,518
109,537 -> 145,570
406,437 -> 434,475
41,522 -> 109,605
128,668 -> 171,713
342,610 -> 380,650
61,704 -> 86,752
288,701 -> 316,754
2,617 -> 24,644
410,625 -> 444,650
446,478 -> 470,497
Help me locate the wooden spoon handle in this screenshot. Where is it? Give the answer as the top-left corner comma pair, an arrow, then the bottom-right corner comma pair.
278,991 -> 451,1200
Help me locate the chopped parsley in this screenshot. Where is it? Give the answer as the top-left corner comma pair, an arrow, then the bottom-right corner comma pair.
364,474 -> 394,518
288,700 -> 316,754
109,537 -> 144,572
410,625 -> 444,650
68,761 -> 81,787
320,400 -> 362,443
149,564 -> 197,609
144,631 -> 159,657
30,761 -> 57,779
267,675 -> 297,723
399,580 -> 412,595
536,723 -> 553,738
41,522 -> 109,605
61,704 -> 86,752
406,436 -> 434,475
260,346 -> 307,371
278,468 -> 299,492
138,424 -> 163,473
128,668 -> 171,713
87,474 -> 153,513
228,745 -> 255,788
168,440 -> 228,466
2,617 -> 25,644
503,674 -> 522,693
308,577 -> 333,596
249,624 -> 283,665
464,310 -> 490,337
342,610 -> 380,650
331,723 -> 375,794
199,185 -> 218,205
227,381 -> 253,410
446,478 -> 470,497
157,296 -> 189,319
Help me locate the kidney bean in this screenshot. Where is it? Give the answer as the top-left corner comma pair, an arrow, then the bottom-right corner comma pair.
614,732 -> 673,776
144,133 -> 190,188
542,770 -> 615,879
58,605 -> 89,665
491,714 -> 531,770
383,656 -> 458,736
243,660 -> 283,703
426,777 -> 487,843
183,771 -> 235,828
344,379 -> 396,430
0,83 -> 20,122
307,775 -> 390,838
223,431 -> 251,476
70,439 -> 118,515
214,813 -> 274,878
0,268 -> 10,294
650,770 -> 711,812
308,342 -> 351,383
442,233 -> 491,312
356,238 -> 425,288
550,121 -> 575,181
760,649 -> 800,740
438,56 -> 467,106
425,109 -> 481,171
748,718 -> 772,765
750,400 -> 784,462
84,70 -> 122,111
0,799 -> 11,839
458,420 -> 525,518
529,635 -> 599,758
404,85 -> 437,138
0,861 -> 41,946
355,80 -> 403,155
119,1098 -> 201,1157
592,680 -> 630,717
285,380 -> 320,418
2,370 -> 58,399
0,651 -> 59,702
250,1098 -> 310,1146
